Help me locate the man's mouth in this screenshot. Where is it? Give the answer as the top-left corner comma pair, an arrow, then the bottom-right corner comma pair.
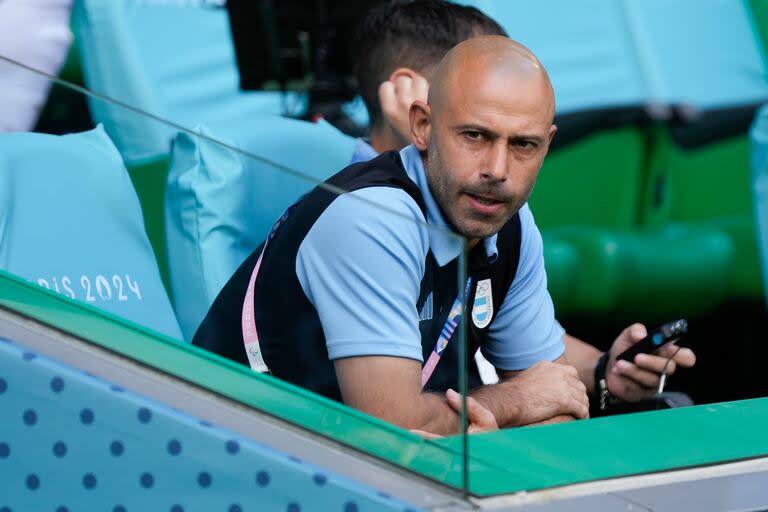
468,193 -> 501,205
464,192 -> 505,215
466,193 -> 503,206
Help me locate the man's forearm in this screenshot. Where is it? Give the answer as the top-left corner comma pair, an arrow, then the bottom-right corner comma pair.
563,334 -> 602,395
469,380 -> 523,427
335,357 -> 467,436
401,392 -> 465,435
469,359 -> 591,426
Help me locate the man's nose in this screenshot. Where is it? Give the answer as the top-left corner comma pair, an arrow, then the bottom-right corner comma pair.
481,143 -> 508,181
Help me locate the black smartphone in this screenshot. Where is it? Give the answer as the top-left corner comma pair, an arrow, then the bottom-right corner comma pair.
616,319 -> 688,362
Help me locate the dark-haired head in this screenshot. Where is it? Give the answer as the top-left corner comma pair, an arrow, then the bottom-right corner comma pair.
352,0 -> 507,130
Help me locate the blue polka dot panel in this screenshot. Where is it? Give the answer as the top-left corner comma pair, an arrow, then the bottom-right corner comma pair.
0,338 -> 421,511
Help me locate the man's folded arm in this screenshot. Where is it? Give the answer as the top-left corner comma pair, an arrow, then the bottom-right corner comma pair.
335,354 -> 589,434
335,356 -> 465,435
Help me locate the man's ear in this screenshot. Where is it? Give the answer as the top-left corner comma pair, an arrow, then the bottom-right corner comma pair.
409,100 -> 431,151
539,124 -> 558,159
548,124 -> 558,145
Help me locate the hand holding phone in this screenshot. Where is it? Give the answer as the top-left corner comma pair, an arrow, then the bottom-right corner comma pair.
616,319 -> 688,363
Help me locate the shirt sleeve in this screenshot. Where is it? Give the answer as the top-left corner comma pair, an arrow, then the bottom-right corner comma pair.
295,187 -> 429,362
481,204 -> 565,371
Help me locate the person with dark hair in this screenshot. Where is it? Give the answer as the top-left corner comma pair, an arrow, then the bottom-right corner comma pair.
350,0 -> 507,162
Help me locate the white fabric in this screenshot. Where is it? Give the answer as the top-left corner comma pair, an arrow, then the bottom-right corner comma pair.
0,0 -> 74,132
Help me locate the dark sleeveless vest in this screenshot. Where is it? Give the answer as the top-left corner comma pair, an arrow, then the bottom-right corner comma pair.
193,151 -> 522,401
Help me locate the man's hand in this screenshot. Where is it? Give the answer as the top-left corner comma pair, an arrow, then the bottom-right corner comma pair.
479,359 -> 589,427
378,68 -> 429,145
525,414 -> 577,427
606,323 -> 697,402
411,388 -> 498,439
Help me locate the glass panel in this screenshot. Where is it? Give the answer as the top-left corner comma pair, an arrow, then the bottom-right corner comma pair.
0,52 -> 472,491
4,0 -> 768,500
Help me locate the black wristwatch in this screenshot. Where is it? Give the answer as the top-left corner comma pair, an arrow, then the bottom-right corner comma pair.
594,352 -> 613,412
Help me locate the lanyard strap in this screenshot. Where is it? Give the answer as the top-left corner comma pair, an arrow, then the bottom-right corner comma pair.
241,207 -> 293,373
242,245 -> 269,372
421,277 -> 473,389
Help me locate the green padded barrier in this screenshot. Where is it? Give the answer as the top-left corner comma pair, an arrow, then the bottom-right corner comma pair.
0,268 -> 483,491
529,128 -> 647,230
551,225 -> 733,316
434,397 -> 768,496
541,234 -> 579,316
2,268 -> 768,497
642,128 -> 762,298
127,156 -> 171,298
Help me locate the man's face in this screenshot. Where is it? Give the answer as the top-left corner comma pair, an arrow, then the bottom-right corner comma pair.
423,69 -> 556,242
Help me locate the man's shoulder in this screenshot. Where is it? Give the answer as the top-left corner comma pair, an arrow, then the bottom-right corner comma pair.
320,186 -> 428,238
322,150 -> 427,218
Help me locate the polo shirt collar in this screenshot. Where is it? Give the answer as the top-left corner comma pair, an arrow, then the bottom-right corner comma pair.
350,138 -> 379,164
399,145 -> 499,267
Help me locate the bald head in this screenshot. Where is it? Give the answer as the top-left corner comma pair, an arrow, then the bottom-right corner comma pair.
407,35 -> 558,244
428,36 -> 555,123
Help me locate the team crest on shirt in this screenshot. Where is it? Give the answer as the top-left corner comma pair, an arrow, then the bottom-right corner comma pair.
471,279 -> 493,328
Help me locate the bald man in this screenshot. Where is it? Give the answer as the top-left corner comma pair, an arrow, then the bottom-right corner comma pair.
193,37 -> 686,435
358,22 -> 697,412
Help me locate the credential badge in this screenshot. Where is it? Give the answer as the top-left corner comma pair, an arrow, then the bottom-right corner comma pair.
471,278 -> 493,328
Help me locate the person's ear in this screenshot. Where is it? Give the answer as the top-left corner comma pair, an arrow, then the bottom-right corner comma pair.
388,67 -> 420,83
409,100 -> 431,151
539,124 -> 558,159
548,124 -> 558,145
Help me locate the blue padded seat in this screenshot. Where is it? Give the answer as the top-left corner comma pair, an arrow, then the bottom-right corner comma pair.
0,126 -> 182,339
458,0 -> 768,114
165,118 -> 356,340
73,0 -> 305,163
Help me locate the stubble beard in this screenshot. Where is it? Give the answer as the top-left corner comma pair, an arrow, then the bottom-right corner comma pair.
425,147 -> 508,242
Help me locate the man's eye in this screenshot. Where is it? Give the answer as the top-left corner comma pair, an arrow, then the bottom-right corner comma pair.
515,140 -> 535,149
464,131 -> 482,140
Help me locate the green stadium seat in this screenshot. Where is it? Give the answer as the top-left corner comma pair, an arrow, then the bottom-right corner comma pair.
551,225 -> 732,316
541,234 -> 579,316
641,128 -> 762,299
749,104 -> 768,306
531,128 -> 647,231
126,156 -> 172,296
530,127 -> 735,316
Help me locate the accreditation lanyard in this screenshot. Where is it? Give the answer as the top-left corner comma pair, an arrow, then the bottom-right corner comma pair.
241,207 -> 293,373
420,277 -> 473,389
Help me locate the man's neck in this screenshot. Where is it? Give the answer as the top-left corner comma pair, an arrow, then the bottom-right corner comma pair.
369,123 -> 409,154
415,151 -> 482,253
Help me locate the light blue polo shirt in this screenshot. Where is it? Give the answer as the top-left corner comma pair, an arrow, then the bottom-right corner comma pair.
295,144 -> 565,371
